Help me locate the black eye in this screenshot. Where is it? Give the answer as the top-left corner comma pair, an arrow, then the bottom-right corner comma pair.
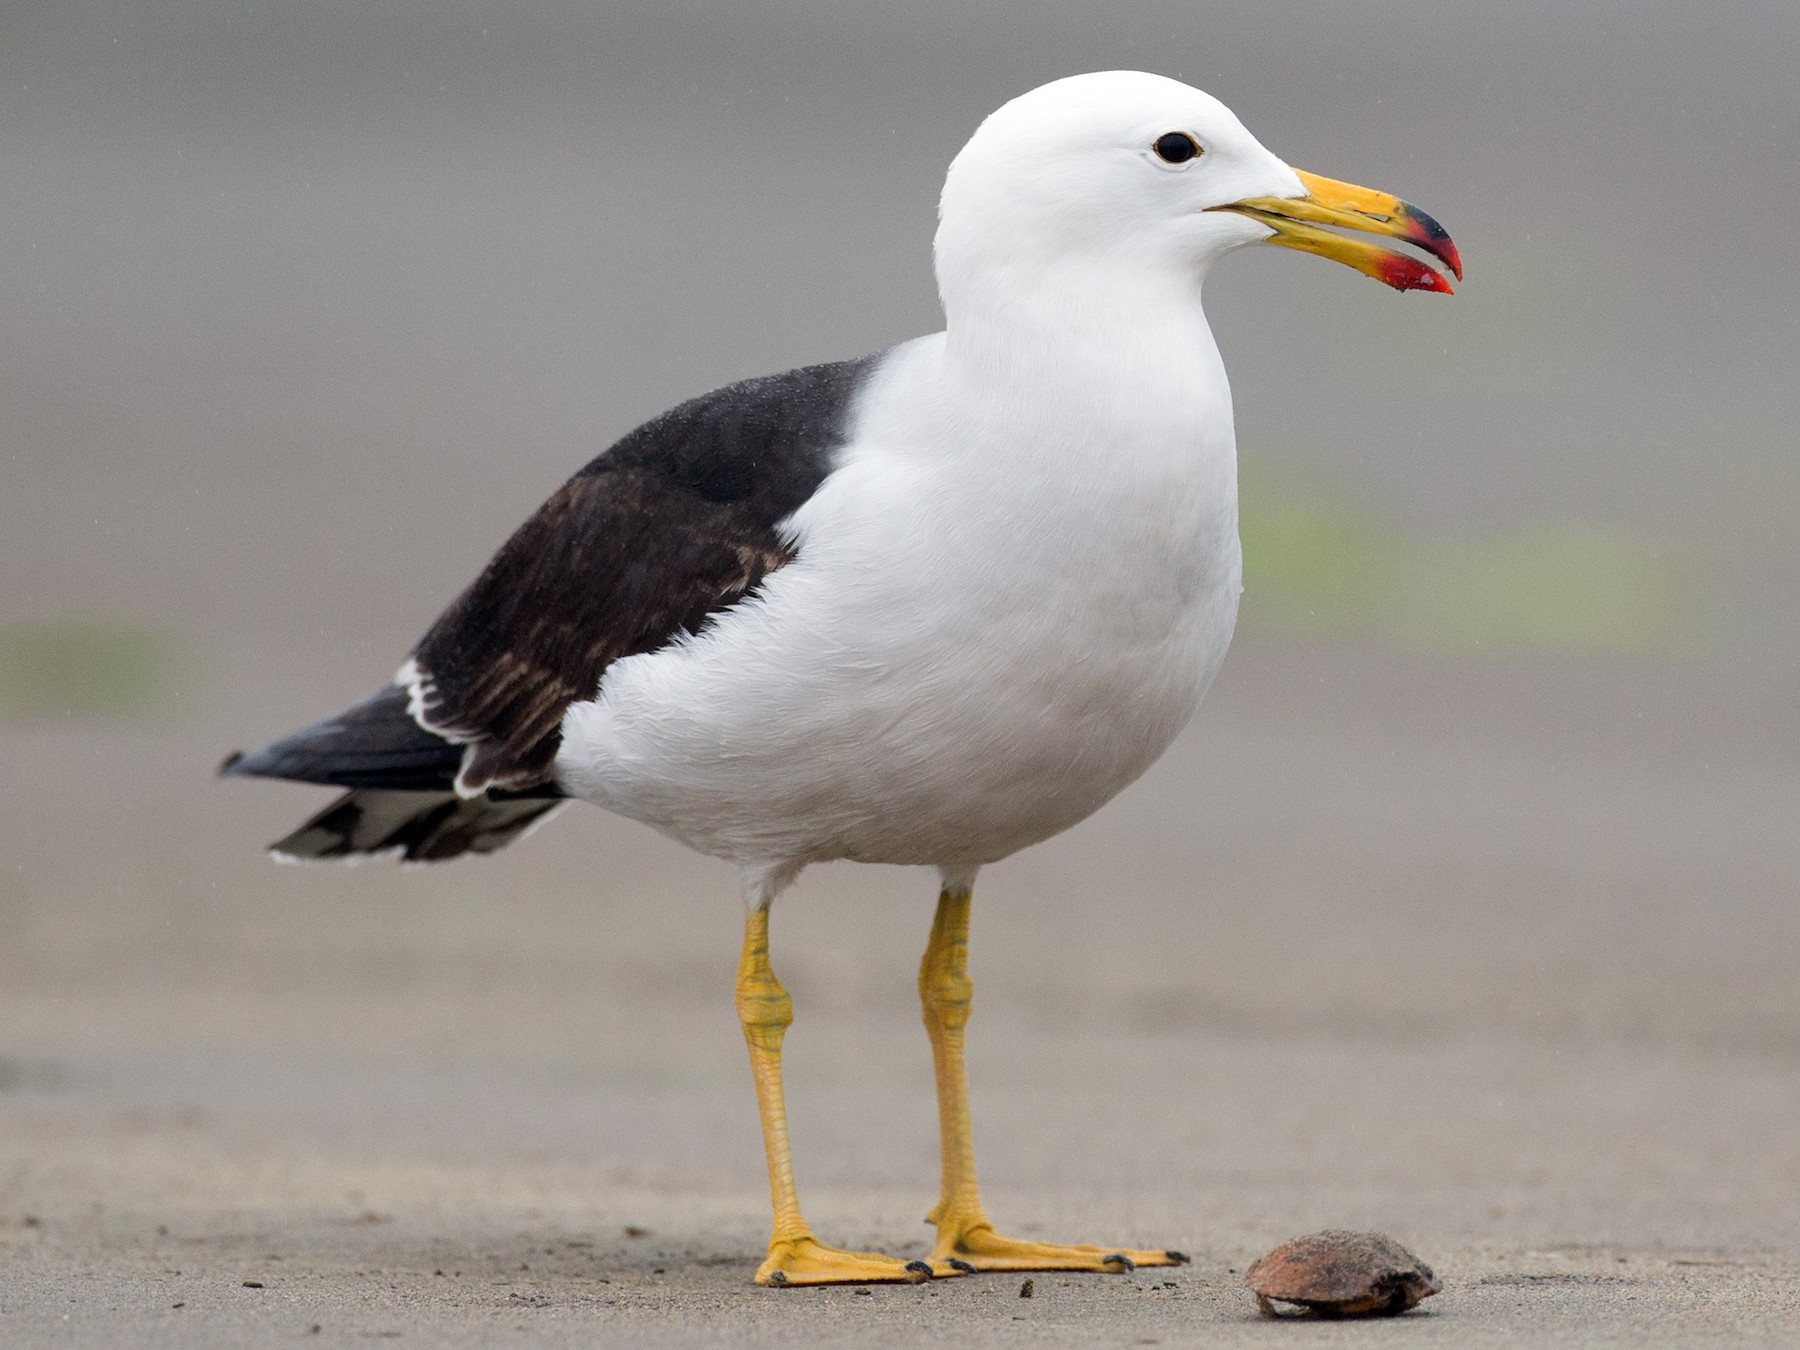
1153,131 -> 1201,164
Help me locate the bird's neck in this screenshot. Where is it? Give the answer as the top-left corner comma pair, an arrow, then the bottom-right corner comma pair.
937,260 -> 1235,471
946,255 -> 1214,373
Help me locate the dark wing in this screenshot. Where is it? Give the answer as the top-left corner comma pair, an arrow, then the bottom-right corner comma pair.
218,683 -> 565,862
221,684 -> 465,792
407,355 -> 872,795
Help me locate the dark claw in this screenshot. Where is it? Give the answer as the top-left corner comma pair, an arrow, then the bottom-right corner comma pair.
945,1258 -> 977,1274
904,1261 -> 935,1280
1165,1250 -> 1191,1265
1102,1253 -> 1136,1272
766,1271 -> 789,1287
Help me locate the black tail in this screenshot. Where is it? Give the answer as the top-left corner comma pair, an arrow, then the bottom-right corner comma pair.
259,787 -> 562,863
221,685 -> 563,863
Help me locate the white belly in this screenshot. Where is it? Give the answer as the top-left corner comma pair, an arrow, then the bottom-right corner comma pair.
555,335 -> 1243,871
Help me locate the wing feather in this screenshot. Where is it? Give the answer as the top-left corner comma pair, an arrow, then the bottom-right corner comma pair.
408,357 -> 871,796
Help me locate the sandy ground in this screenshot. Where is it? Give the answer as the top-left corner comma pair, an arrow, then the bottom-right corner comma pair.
3,642 -> 1797,1346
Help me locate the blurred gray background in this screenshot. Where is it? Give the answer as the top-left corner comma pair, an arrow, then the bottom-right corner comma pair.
2,2 -> 1797,1344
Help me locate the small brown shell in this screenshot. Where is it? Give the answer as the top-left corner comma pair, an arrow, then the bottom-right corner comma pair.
1244,1230 -> 1440,1317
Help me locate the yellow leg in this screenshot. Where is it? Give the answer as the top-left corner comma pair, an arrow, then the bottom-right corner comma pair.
737,905 -> 931,1287
918,886 -> 1188,1277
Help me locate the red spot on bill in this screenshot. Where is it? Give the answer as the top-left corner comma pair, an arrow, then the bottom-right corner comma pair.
1376,251 -> 1455,294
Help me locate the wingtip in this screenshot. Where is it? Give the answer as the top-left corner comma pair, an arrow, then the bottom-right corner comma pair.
219,743 -> 283,779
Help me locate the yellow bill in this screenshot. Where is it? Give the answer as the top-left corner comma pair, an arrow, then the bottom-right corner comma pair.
1213,169 -> 1462,294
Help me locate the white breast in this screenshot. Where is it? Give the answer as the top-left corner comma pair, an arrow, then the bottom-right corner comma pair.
556,327 -> 1242,872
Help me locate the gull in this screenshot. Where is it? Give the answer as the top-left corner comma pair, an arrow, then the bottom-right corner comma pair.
223,70 -> 1459,1287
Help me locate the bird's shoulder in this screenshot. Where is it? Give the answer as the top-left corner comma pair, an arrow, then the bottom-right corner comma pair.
408,353 -> 877,796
